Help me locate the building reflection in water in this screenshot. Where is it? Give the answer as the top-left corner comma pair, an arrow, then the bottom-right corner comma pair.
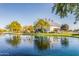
6,35 -> 21,47
22,35 -> 34,47
48,36 -> 60,49
48,36 -> 69,48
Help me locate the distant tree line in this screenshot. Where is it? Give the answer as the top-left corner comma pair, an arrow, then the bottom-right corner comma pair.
0,18 -> 69,33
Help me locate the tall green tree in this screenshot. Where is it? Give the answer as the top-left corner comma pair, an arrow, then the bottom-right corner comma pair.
34,19 -> 50,33
52,3 -> 79,24
61,24 -> 69,31
6,21 -> 22,33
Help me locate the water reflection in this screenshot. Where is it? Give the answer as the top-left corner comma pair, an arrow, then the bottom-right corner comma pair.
34,36 -> 69,50
61,37 -> 69,47
34,36 -> 50,50
0,33 -> 6,36
6,35 -> 21,47
6,35 -> 69,49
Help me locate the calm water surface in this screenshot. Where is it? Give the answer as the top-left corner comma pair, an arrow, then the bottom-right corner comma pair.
0,34 -> 79,56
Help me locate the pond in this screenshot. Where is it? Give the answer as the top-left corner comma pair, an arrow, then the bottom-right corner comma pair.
0,34 -> 79,56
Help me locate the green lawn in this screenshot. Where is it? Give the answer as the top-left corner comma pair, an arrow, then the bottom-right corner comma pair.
1,32 -> 79,38
23,33 -> 71,36
23,32 -> 79,38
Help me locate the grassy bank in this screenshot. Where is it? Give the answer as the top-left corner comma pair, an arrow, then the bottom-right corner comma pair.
2,32 -> 79,38
23,33 -> 72,37
23,33 -> 79,38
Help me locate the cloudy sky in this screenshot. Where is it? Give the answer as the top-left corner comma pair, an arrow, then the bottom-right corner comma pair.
0,3 -> 78,30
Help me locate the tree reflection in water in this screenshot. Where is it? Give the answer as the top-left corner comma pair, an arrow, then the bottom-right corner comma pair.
61,37 -> 69,47
34,36 -> 50,50
6,35 -> 21,47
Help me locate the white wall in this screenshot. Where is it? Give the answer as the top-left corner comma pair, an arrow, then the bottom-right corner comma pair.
49,26 -> 60,32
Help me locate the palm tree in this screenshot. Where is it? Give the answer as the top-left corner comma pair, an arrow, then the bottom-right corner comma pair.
52,3 -> 79,24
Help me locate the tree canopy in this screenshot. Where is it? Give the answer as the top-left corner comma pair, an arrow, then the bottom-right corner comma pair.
34,19 -> 50,32
61,24 -> 69,31
6,21 -> 22,33
52,3 -> 79,24
23,25 -> 34,33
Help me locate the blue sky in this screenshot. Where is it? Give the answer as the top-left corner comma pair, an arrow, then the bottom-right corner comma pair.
0,3 -> 78,30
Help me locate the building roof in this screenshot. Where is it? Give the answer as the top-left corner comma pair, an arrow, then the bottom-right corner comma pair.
49,20 -> 60,27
